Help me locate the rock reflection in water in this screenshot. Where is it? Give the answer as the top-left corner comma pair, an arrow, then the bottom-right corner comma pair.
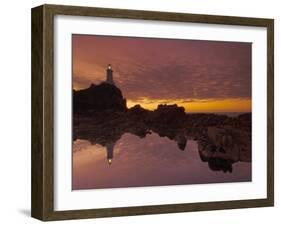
73,124 -> 251,190
72,73 -> 252,190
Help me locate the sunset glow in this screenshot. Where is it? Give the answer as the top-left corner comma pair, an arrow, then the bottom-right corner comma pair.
73,34 -> 252,113
72,34 -> 253,190
127,98 -> 251,113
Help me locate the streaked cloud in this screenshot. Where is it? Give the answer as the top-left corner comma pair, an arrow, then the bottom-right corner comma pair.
72,34 -> 251,112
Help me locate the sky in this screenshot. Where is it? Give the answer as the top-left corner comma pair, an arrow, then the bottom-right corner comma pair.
72,34 -> 252,112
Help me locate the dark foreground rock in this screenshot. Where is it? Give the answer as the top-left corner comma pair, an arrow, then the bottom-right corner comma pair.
73,83 -> 251,173
197,126 -> 251,173
73,82 -> 127,113
73,104 -> 251,173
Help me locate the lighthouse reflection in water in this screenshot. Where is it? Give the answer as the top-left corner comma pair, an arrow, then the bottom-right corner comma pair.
72,132 -> 251,190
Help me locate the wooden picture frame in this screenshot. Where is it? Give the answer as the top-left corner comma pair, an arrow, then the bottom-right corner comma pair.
31,4 -> 274,221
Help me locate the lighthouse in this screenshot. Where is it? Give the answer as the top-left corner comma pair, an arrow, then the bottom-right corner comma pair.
106,64 -> 114,85
106,142 -> 115,165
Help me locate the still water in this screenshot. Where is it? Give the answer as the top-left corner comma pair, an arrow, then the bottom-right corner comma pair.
73,132 -> 251,190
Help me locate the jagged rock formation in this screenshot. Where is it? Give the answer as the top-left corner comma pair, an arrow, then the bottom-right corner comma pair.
73,81 -> 251,173
73,105 -> 252,173
150,104 -> 186,128
73,82 -> 127,113
197,126 -> 251,173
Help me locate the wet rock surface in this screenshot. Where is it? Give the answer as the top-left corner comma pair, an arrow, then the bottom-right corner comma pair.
73,106 -> 251,173
73,83 -> 251,173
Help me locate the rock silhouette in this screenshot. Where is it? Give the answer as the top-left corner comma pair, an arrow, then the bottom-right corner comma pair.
73,82 -> 127,113
197,126 -> 251,173
73,82 -> 251,173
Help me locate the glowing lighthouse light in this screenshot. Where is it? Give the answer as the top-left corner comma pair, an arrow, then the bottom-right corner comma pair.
106,64 -> 114,85
106,143 -> 114,166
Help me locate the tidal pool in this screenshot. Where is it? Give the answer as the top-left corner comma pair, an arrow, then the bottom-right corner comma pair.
72,132 -> 251,190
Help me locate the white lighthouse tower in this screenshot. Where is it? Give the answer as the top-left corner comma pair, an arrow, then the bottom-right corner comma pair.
106,64 -> 114,85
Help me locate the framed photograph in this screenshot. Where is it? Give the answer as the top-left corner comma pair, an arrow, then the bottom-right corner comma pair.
31,4 -> 274,221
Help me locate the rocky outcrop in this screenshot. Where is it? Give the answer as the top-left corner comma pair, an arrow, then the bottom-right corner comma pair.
73,82 -> 127,113
73,82 -> 252,173
197,126 -> 251,173
150,104 -> 186,128
74,108 -> 251,173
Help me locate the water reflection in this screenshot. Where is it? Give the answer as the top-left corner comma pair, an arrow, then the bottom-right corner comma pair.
106,143 -> 114,165
73,124 -> 251,190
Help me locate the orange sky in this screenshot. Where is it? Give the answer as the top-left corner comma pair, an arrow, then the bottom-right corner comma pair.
72,35 -> 252,113
126,98 -> 251,113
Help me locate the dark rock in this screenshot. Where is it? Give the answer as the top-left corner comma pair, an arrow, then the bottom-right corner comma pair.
73,82 -> 127,113
151,104 -> 186,128
175,133 -> 187,150
128,104 -> 147,115
208,157 -> 233,173
73,86 -> 252,173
